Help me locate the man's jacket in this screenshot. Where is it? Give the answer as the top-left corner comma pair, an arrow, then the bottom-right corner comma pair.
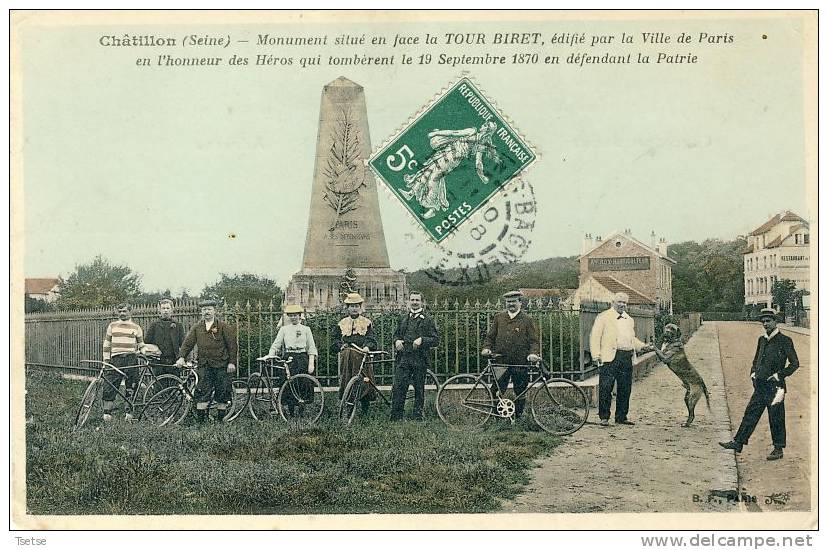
589,307 -> 646,364
751,330 -> 799,384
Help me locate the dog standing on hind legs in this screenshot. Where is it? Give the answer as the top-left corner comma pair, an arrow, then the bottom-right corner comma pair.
653,323 -> 710,427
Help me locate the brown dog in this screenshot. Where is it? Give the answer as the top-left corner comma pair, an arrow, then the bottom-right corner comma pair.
654,324 -> 710,427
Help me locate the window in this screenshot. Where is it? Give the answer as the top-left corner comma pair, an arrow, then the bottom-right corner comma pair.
804,234 -> 810,244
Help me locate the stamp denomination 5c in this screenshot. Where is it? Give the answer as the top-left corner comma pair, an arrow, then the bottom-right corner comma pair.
370,76 -> 536,242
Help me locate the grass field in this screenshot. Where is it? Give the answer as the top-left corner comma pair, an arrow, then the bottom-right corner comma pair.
26,368 -> 562,515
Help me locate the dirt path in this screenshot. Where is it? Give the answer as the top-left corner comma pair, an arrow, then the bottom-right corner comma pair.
717,322 -> 812,512
507,323 -> 738,513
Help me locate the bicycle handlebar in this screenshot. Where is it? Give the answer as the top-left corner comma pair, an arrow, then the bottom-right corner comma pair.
255,355 -> 293,364
347,343 -> 390,356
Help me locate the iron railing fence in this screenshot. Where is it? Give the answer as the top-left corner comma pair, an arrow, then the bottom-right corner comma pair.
25,299 -> 656,385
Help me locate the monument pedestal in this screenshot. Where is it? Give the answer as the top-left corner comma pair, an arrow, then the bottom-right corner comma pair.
285,267 -> 407,310
285,77 -> 407,311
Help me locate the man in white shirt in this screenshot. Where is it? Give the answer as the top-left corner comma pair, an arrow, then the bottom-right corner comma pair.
589,292 -> 651,426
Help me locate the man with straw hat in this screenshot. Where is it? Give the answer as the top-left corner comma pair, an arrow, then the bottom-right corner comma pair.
332,293 -> 378,415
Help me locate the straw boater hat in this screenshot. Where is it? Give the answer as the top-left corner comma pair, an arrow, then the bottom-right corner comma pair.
343,293 -> 364,305
502,290 -> 523,299
283,304 -> 305,314
759,307 -> 778,320
664,323 -> 679,332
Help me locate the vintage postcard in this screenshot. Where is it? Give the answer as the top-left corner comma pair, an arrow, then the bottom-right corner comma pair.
10,10 -> 817,533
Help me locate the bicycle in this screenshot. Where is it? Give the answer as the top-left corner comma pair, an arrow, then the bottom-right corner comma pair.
74,352 -> 168,429
240,355 -> 325,427
339,344 -> 440,424
435,355 -> 589,435
140,361 -> 249,426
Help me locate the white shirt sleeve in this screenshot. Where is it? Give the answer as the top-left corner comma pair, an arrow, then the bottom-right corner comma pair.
305,325 -> 318,357
269,327 -> 285,356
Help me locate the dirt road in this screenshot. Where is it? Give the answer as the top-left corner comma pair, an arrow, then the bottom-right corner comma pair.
507,323 -> 738,513
717,322 -> 812,512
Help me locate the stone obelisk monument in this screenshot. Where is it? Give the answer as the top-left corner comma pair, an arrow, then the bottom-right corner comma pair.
285,77 -> 407,310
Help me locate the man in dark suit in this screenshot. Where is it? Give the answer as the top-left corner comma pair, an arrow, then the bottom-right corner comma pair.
390,291 -> 439,421
145,299 -> 185,386
720,308 -> 800,460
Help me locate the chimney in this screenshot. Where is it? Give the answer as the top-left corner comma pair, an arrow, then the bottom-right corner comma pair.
657,237 -> 668,255
596,234 -> 602,243
624,228 -> 631,236
650,230 -> 657,249
582,233 -> 594,254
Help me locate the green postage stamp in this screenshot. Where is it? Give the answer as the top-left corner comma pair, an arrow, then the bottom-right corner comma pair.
369,77 -> 536,242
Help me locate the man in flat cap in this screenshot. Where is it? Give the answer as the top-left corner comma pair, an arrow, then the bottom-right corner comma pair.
176,299 -> 238,422
332,293 -> 378,415
720,308 -> 800,460
481,290 -> 541,420
391,291 -> 439,421
590,292 -> 652,426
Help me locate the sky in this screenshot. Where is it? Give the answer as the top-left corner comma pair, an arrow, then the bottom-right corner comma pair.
18,12 -> 812,295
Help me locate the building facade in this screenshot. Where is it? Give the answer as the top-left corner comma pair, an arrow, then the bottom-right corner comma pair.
743,211 -> 810,307
573,230 -> 675,312
24,278 -> 60,303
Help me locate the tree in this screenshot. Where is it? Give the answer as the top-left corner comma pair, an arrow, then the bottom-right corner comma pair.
771,279 -> 797,315
55,255 -> 142,310
25,296 -> 53,313
669,238 -> 746,313
201,273 -> 282,308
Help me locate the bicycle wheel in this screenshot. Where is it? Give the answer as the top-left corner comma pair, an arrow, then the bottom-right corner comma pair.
74,379 -> 102,429
531,378 -> 589,435
248,374 -> 277,421
141,374 -> 182,404
421,369 -> 440,415
142,386 -> 187,427
436,374 -> 494,430
224,378 -> 250,422
277,374 -> 324,427
339,375 -> 364,425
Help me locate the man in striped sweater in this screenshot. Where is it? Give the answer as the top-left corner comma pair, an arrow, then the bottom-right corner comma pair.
102,303 -> 144,421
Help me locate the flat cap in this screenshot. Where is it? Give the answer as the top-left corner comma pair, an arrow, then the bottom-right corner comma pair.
198,299 -> 218,307
663,323 -> 679,332
343,293 -> 364,305
283,304 -> 305,314
502,290 -> 524,299
759,307 -> 778,319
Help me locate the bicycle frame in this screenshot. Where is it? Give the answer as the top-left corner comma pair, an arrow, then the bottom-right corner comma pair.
459,358 -> 548,419
80,359 -> 158,413
253,356 -> 293,382
347,344 -> 393,406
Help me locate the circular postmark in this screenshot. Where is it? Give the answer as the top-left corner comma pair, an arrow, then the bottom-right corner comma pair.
406,178 -> 537,286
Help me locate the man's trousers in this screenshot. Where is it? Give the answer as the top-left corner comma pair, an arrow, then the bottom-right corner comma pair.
734,380 -> 787,448
390,360 -> 426,420
598,350 -> 634,422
